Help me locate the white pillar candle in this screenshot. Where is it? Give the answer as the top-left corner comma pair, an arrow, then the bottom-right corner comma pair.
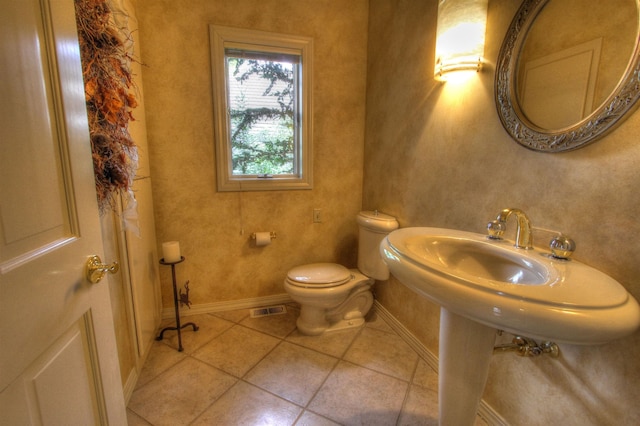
162,241 -> 181,262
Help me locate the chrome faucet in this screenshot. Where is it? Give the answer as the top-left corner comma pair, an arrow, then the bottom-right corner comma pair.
495,208 -> 533,249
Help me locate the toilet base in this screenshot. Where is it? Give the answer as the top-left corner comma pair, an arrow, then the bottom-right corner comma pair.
295,283 -> 374,336
296,312 -> 367,335
296,305 -> 329,335
325,316 -> 366,333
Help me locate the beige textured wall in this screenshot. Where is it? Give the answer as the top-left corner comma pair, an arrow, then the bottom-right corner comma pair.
366,0 -> 640,424
135,1 -> 369,307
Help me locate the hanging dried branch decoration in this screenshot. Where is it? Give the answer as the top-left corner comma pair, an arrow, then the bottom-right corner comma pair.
75,0 -> 138,212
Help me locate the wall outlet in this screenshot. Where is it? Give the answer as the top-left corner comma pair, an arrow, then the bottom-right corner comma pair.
313,208 -> 322,223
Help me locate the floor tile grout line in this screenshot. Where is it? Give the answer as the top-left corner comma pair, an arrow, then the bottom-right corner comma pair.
127,358 -> 203,425
185,320 -> 322,426
248,319 -> 409,399
238,320 -> 345,411
291,325 -> 367,425
344,320 -> 420,383
140,339 -> 248,425
395,352 -> 423,426
233,320 -> 293,341
128,407 -> 155,426
174,335 -> 273,426
340,322 -> 367,358
187,328 -> 283,383
343,325 -> 422,381
156,313 -> 236,357
129,308 -> 438,426
281,334 -> 353,362
129,355 -> 191,397
294,408 -> 345,426
184,370 -> 241,426
234,376 -> 317,423
300,351 -> 342,409
336,358 -> 414,386
239,335 -> 287,381
297,319 -> 419,425
295,319 -> 416,425
227,377 -> 346,426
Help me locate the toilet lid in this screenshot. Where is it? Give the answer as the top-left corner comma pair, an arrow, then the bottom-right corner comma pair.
286,263 -> 352,288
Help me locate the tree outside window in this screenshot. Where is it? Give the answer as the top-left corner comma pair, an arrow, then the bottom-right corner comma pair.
226,54 -> 297,176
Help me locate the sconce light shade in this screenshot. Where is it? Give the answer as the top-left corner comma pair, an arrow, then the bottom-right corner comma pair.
434,0 -> 488,80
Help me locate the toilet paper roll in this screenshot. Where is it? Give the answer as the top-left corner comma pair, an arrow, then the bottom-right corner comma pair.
162,241 -> 181,262
254,232 -> 272,247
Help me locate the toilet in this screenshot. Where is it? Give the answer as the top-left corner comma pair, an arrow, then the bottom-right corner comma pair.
284,211 -> 399,335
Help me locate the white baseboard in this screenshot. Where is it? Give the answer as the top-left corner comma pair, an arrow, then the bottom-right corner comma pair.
373,301 -> 439,372
161,293 -> 293,319
373,301 -> 508,426
122,368 -> 139,405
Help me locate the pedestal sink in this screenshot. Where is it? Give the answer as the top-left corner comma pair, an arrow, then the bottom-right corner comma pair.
380,227 -> 640,425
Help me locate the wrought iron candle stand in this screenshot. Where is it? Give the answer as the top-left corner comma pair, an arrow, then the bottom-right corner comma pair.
156,256 -> 198,351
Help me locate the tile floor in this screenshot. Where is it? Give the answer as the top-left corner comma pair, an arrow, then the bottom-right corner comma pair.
126,305 -> 488,426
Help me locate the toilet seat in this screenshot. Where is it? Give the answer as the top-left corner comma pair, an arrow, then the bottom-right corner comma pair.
286,263 -> 352,288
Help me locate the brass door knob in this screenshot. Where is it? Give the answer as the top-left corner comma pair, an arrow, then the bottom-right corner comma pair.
86,255 -> 119,284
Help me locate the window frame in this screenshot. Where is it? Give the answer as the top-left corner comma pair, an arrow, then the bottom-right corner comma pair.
210,25 -> 313,192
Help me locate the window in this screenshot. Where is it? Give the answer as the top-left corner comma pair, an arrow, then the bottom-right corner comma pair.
210,25 -> 313,191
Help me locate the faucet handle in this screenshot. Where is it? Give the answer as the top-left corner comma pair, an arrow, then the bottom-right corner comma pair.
549,235 -> 576,259
487,220 -> 506,239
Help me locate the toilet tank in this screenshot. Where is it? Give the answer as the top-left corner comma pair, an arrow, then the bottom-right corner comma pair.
357,211 -> 399,280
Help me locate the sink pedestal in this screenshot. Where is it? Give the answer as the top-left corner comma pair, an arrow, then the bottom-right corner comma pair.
439,307 -> 496,426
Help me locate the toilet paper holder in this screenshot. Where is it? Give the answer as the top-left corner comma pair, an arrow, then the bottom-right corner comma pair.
250,231 -> 277,240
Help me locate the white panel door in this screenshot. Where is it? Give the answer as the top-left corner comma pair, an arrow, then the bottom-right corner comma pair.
0,0 -> 126,424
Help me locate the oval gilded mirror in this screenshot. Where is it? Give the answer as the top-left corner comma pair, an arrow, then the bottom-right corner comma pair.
495,0 -> 640,152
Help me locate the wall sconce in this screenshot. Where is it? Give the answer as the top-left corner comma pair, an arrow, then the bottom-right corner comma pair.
434,0 -> 489,80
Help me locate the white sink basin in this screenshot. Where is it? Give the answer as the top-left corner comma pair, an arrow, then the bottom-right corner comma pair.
399,232 -> 551,285
381,227 -> 640,345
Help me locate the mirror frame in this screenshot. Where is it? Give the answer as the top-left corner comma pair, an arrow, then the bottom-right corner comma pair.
495,0 -> 640,152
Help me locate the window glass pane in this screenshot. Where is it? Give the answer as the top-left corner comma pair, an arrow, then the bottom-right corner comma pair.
225,52 -> 299,176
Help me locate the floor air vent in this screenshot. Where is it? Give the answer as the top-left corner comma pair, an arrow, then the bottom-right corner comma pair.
250,305 -> 287,318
